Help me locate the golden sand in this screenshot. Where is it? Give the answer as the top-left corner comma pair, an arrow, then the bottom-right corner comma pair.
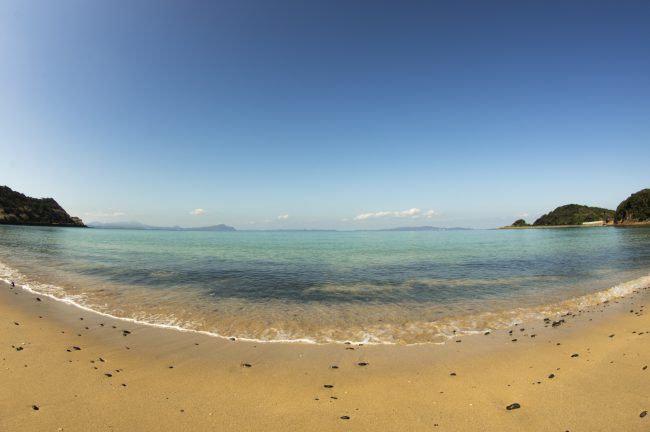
2,280 -> 650,431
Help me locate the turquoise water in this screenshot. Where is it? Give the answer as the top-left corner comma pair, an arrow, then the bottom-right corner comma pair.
1,225 -> 650,343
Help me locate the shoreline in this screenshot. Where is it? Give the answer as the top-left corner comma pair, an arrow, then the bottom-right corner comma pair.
3,264 -> 650,345
501,222 -> 650,229
3,278 -> 650,430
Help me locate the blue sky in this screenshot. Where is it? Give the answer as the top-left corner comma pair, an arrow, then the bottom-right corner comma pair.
1,0 -> 648,229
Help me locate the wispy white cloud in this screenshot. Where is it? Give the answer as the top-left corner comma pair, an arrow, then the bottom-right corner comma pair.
353,208 -> 436,221
190,208 -> 206,216
277,214 -> 289,220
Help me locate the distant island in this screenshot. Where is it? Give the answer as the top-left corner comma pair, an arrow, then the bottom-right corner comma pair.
505,188 -> 650,228
88,222 -> 236,232
379,226 -> 471,232
0,186 -> 85,227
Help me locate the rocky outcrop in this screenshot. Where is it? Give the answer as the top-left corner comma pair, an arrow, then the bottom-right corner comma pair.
615,189 -> 650,224
0,186 -> 85,227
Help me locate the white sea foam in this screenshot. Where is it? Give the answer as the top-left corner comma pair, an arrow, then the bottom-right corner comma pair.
1,260 -> 649,345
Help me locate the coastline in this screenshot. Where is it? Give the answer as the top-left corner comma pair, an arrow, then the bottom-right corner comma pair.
501,222 -> 650,229
3,279 -> 650,430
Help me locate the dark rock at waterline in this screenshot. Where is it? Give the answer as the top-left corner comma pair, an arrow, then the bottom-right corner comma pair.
506,403 -> 521,410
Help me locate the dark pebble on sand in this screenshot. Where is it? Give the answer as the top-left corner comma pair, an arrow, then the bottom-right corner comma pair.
104,373 -> 112,377
571,354 -> 579,358
548,374 -> 555,379
13,322 -> 19,326
506,403 -> 521,410
122,330 -> 131,336
241,363 -> 252,368
229,337 -> 236,341
324,384 -> 334,388
609,334 -> 615,338
15,346 -> 23,351
641,411 -> 648,418
511,339 -> 518,342
450,372 -> 456,376
643,365 -> 647,370
121,384 -> 127,387
72,346 -> 81,351
331,365 -> 339,369
32,405 -> 39,411
36,298 -> 41,302
358,362 -> 368,366
340,416 -> 350,420
168,366 -> 174,369
99,357 -> 105,362
484,331 -> 490,335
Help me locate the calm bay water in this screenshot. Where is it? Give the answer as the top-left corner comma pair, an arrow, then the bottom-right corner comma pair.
1,225 -> 650,343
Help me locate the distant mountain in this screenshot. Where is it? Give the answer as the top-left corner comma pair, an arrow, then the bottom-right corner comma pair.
615,189 -> 650,224
533,204 -> 614,226
0,186 -> 85,227
88,221 -> 236,231
185,224 -> 236,232
87,221 -> 156,230
380,226 -> 471,231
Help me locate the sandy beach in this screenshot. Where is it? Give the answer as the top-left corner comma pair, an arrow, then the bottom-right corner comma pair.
2,279 -> 650,431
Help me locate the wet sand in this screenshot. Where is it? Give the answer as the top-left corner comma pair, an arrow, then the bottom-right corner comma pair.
2,279 -> 650,431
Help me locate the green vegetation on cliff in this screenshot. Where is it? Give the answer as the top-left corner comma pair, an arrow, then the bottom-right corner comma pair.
615,189 -> 650,223
533,204 -> 614,226
511,219 -> 529,227
0,186 -> 85,227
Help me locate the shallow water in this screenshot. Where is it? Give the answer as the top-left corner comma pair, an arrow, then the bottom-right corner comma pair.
1,225 -> 649,343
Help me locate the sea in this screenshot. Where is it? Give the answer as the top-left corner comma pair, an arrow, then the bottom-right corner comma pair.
1,225 -> 650,344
